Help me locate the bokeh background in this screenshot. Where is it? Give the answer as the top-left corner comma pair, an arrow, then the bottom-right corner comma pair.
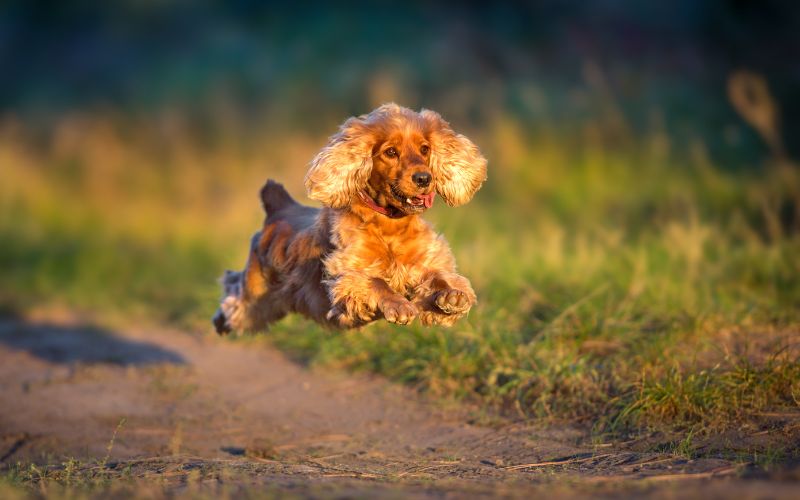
2,1 -> 799,432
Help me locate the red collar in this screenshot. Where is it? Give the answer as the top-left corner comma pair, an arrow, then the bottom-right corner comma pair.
357,190 -> 405,218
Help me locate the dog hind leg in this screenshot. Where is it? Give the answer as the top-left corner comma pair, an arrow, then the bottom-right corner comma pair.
213,268 -> 251,335
213,222 -> 293,335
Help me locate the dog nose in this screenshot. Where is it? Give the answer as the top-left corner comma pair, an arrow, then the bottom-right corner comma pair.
412,172 -> 432,187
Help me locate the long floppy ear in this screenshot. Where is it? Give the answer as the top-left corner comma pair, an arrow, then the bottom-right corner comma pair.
421,109 -> 487,207
305,116 -> 375,208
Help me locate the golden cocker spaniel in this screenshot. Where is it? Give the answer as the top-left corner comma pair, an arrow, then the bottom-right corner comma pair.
213,103 -> 487,334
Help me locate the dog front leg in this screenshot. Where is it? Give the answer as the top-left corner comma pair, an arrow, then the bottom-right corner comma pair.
413,272 -> 476,326
327,275 -> 417,327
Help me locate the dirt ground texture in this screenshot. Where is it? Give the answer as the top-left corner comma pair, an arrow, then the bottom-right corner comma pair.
1,312 -> 799,499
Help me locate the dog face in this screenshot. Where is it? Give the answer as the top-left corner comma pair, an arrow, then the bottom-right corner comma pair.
367,128 -> 435,216
305,103 -> 487,211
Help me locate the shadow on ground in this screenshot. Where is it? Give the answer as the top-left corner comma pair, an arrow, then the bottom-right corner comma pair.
0,319 -> 185,365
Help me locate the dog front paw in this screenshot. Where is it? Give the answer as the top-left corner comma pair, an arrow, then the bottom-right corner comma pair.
327,300 -> 375,328
434,289 -> 472,315
379,296 -> 418,325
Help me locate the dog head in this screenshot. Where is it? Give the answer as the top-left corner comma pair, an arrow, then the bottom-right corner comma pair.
305,103 -> 487,214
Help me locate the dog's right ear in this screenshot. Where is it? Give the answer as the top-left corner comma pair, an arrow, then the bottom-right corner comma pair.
305,116 -> 375,209
421,109 -> 487,207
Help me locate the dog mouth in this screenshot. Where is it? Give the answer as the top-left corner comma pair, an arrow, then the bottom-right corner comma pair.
390,184 -> 435,211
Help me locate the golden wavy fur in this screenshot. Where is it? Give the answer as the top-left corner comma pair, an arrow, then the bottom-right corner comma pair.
213,103 -> 487,334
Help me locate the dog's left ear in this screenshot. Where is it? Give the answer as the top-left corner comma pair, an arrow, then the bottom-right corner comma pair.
305,116 -> 375,209
421,109 -> 487,207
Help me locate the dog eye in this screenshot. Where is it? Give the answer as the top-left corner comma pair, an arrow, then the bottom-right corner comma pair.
384,147 -> 398,158
420,144 -> 430,155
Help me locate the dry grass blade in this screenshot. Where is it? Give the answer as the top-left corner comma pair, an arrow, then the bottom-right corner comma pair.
627,456 -> 677,468
642,466 -> 739,482
754,412 -> 800,419
397,463 -> 461,478
505,453 -> 614,471
322,472 -> 378,478
586,465 -> 740,484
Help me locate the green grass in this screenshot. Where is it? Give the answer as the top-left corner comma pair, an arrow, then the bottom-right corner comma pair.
0,107 -> 798,448
0,206 -> 220,326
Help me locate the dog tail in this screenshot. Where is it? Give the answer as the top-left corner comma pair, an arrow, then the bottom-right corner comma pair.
260,179 -> 297,215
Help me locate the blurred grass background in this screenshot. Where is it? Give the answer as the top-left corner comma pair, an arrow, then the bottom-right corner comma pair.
1,1 -> 799,444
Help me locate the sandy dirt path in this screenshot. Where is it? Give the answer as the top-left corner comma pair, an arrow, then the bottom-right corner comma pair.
1,314 -> 798,498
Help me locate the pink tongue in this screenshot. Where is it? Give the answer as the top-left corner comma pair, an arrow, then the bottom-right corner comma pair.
409,192 -> 435,208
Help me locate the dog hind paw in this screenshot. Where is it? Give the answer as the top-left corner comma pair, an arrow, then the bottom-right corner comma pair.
212,308 -> 231,335
418,309 -> 459,327
215,295 -> 247,334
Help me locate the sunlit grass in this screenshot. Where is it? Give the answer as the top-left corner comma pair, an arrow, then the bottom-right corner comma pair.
1,106 -> 798,442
